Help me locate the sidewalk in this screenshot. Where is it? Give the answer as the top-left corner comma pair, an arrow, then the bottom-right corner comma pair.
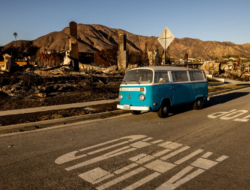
0,99 -> 119,117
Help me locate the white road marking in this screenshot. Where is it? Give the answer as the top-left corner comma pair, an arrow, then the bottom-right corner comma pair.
96,167 -> 146,190
191,158 -> 218,170
130,141 -> 151,148
216,155 -> 229,162
167,166 -> 194,184
152,149 -> 171,157
122,172 -> 160,190
55,151 -> 86,164
201,152 -> 213,158
234,115 -> 250,122
56,135 -> 229,190
87,141 -> 128,155
159,142 -> 182,150
79,139 -> 121,152
161,146 -> 190,160
145,160 -> 176,173
79,167 -> 114,184
174,169 -> 205,188
66,147 -> 136,171
129,154 -> 155,164
56,135 -> 146,165
175,149 -> 204,165
114,163 -> 139,175
220,110 -> 248,120
142,137 -> 153,142
151,139 -> 164,144
207,109 -> 236,119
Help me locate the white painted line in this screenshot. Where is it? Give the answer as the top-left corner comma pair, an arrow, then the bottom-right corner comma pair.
129,154 -> 155,164
114,163 -> 139,175
122,172 -> 160,190
145,160 -> 176,173
96,167 -> 146,190
220,110 -> 248,120
158,141 -> 172,147
151,140 -> 164,144
66,147 -> 136,171
175,149 -> 204,165
87,141 -> 128,155
105,146 -> 130,156
201,152 -> 213,158
55,151 -> 87,164
234,115 -> 250,122
79,167 -> 114,184
167,166 -> 194,184
174,169 -> 205,188
191,158 -> 218,170
152,149 -> 171,157
142,137 -> 153,142
161,146 -> 190,161
121,135 -> 147,142
207,109 -> 236,119
130,141 -> 151,148
216,155 -> 229,162
79,139 -> 120,152
159,142 -> 182,150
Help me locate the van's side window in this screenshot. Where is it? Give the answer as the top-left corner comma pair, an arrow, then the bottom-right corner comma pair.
190,71 -> 204,81
154,72 -> 169,83
172,71 -> 189,82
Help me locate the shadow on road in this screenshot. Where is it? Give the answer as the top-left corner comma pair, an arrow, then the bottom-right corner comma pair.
169,92 -> 249,116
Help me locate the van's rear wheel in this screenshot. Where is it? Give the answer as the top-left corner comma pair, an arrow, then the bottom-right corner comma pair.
132,111 -> 141,115
157,102 -> 170,118
193,98 -> 203,110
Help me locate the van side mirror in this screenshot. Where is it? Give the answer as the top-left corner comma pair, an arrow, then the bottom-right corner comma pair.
159,78 -> 164,83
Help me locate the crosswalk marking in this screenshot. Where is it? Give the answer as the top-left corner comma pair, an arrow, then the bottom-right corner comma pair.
122,172 -> 160,190
114,163 -> 139,175
96,167 -> 146,190
161,146 -> 190,160
174,149 -> 204,165
55,135 -> 229,190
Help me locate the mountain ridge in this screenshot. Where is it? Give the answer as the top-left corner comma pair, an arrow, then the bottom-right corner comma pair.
3,24 -> 250,59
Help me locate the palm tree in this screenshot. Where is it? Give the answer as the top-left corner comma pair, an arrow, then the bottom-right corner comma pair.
13,32 -> 18,46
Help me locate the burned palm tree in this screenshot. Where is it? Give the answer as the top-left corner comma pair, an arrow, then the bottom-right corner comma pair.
13,32 -> 18,46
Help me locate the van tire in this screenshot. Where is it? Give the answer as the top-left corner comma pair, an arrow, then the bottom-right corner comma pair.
157,102 -> 170,118
132,111 -> 141,115
193,98 -> 203,110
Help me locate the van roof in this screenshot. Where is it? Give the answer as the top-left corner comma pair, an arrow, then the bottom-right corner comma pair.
130,66 -> 202,71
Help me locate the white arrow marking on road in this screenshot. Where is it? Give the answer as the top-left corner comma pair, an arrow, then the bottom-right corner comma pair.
55,135 -> 229,190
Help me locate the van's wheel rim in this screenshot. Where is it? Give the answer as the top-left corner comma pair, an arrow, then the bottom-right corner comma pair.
197,100 -> 201,107
163,106 -> 168,114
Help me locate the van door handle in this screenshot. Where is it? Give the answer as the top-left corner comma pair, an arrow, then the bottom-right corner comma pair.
169,87 -> 174,90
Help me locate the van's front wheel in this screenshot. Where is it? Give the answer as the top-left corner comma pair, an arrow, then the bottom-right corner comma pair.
132,111 -> 141,115
157,102 -> 170,118
193,98 -> 203,110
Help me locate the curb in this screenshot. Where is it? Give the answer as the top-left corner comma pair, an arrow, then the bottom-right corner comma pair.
208,85 -> 250,97
1,85 -> 250,134
0,110 -> 131,134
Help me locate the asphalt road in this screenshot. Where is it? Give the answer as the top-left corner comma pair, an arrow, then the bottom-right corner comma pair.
1,87 -> 250,190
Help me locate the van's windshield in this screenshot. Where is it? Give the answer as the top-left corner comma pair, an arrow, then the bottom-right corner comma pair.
122,69 -> 153,84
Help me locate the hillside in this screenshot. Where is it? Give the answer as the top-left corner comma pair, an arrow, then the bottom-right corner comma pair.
4,24 -> 250,59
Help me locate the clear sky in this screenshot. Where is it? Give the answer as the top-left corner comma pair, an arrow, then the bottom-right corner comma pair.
1,0 -> 250,46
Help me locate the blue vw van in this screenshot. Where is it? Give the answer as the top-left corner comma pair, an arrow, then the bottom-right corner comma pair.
117,66 -> 208,118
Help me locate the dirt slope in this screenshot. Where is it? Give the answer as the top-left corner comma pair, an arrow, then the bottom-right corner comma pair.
4,24 -> 250,59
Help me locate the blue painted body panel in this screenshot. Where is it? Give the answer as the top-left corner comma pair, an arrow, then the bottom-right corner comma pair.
119,81 -> 208,112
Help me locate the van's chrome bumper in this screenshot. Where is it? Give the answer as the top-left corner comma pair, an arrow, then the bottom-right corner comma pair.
117,104 -> 150,111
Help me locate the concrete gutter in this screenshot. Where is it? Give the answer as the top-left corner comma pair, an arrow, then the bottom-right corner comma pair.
0,110 -> 130,134
0,85 -> 250,134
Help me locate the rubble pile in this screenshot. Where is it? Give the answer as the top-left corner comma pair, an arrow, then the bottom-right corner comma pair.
0,63 -> 130,111
201,62 -> 250,81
